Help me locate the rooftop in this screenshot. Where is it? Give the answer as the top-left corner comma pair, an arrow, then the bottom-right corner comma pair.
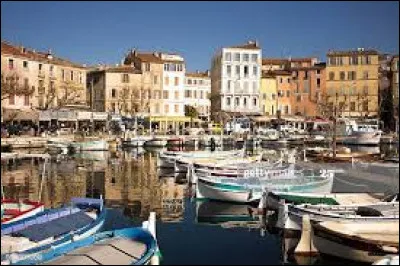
227,40 -> 260,50
327,49 -> 379,57
1,41 -> 87,69
186,71 -> 210,78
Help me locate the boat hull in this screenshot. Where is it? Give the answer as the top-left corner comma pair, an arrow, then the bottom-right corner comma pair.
312,222 -> 399,263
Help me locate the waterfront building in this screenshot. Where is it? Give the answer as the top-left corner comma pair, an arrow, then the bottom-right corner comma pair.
391,55 -> 399,132
184,70 -> 211,122
87,65 -> 142,115
1,41 -> 87,122
326,48 -> 380,118
290,61 -> 326,117
275,69 -> 292,116
260,71 -> 277,116
211,40 -> 262,118
124,49 -> 190,131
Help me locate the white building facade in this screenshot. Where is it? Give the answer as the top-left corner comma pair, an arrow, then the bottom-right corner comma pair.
211,41 -> 262,117
161,53 -> 186,117
184,71 -> 211,121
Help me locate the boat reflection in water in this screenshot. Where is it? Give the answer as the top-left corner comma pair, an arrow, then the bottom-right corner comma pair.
195,200 -> 266,231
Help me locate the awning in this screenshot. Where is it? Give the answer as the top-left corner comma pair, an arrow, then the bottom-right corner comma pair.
2,108 -> 39,122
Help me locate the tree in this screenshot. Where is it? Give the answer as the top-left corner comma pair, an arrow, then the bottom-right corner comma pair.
1,73 -> 35,101
39,79 -> 85,110
184,105 -> 198,128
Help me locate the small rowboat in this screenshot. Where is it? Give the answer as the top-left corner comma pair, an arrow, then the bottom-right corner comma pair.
1,197 -> 106,265
12,227 -> 157,265
196,171 -> 334,204
312,220 -> 399,263
1,199 -> 44,225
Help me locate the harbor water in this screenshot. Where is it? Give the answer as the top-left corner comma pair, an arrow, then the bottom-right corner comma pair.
1,144 -> 399,265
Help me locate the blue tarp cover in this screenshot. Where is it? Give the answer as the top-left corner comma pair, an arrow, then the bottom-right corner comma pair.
11,211 -> 94,242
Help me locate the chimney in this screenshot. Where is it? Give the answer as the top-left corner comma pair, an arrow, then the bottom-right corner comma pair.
206,70 -> 210,77
20,46 -> 26,53
47,49 -> 53,60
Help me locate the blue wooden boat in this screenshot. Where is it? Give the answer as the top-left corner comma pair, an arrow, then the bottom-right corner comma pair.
1,197 -> 106,265
12,227 -> 157,265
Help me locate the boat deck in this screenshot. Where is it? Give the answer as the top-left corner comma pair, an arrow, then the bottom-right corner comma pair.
11,211 -> 94,242
43,237 -> 147,265
333,193 -> 384,205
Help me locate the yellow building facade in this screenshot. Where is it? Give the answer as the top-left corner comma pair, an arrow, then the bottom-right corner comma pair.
326,49 -> 380,118
260,71 -> 277,116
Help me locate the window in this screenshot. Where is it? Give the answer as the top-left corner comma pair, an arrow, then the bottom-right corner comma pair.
70,71 -> 74,81
62,69 -> 65,81
174,91 -> 179,99
297,95 -> 301,102
366,56 -> 371,65
317,78 -> 321,87
234,53 -> 240,62
39,64 -> 43,71
363,86 -> 368,95
235,97 -> 240,107
199,80 -> 203,85
161,91 -> 168,100
236,65 -> 240,76
253,66 -> 257,76
145,63 -> 150,71
349,56 -> 358,65
227,80 -> 232,92
253,81 -> 257,93
225,52 -> 232,61
243,97 -> 247,107
363,101 -> 368,111
251,54 -> 258,62
185,90 -> 190,98
253,97 -> 257,106
8,59 -> 14,70
227,65 -> 232,76
226,97 -> 231,106
153,75 -> 158,85
363,71 -> 369,79
174,77 -> 179,86
23,61 -> 28,68
280,78 -> 283,83
243,54 -> 249,62
174,104 -> 179,113
329,72 -> 335,80
200,91 -> 204,99
24,95 -> 29,106
350,102 -> 356,111
284,105 -> 289,114
348,71 -> 357,80
9,94 -> 15,105
112,89 -> 117,98
272,94 -> 276,100
340,71 -> 345,80
165,77 -> 169,85
317,69 -> 320,75
304,71 -> 308,79
155,103 -> 160,113
79,72 -> 82,84
194,90 -> 197,98
24,78 -> 29,89
187,78 -> 192,85
164,104 -> 169,114
263,93 -> 267,100
286,90 -> 290,98
193,79 -> 197,85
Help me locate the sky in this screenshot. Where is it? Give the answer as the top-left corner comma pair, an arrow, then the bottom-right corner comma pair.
1,1 -> 399,72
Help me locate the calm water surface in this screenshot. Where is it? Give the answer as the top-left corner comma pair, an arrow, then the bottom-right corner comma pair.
1,144 -> 398,265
